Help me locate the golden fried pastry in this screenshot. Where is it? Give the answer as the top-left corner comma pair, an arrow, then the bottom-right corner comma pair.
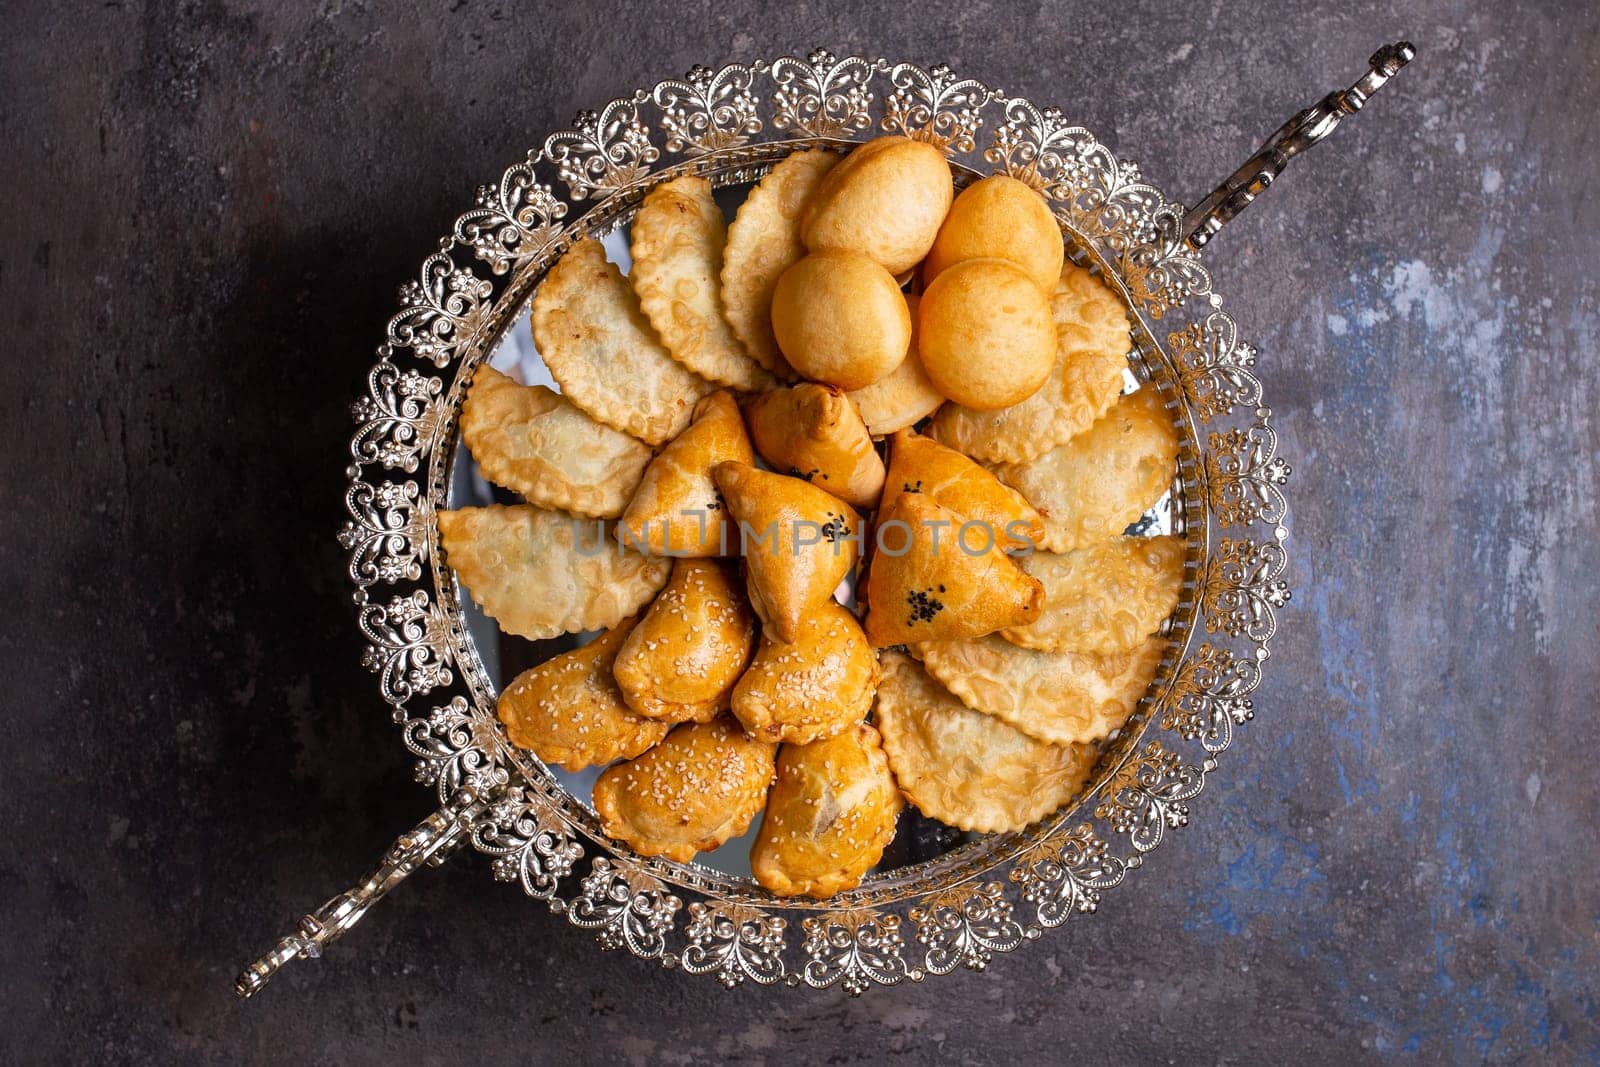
751,722 -> 901,898
531,238 -> 715,445
592,717 -> 777,862
712,461 -> 861,644
924,175 -> 1065,292
882,430 -> 1043,552
731,600 -> 879,744
918,257 -> 1056,410
800,136 -> 954,275
460,366 -> 652,519
629,176 -> 776,392
722,149 -> 839,378
931,262 -> 1131,463
873,651 -> 1096,832
612,559 -> 757,723
771,249 -> 911,390
845,292 -> 946,435
991,387 -> 1179,553
1002,536 -> 1185,654
913,633 -> 1165,746
619,391 -> 754,556
742,383 -> 886,510
497,619 -> 670,771
438,505 -> 669,640
862,492 -> 1042,647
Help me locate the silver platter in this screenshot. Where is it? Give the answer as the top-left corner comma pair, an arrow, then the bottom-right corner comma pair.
241,44 -> 1414,997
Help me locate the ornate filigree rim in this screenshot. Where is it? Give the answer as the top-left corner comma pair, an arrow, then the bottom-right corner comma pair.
339,50 -> 1290,991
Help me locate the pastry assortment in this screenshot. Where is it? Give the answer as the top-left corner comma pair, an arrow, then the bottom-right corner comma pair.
442,136 -> 1186,899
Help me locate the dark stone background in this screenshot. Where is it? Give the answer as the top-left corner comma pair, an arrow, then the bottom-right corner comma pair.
3,0 -> 1596,1061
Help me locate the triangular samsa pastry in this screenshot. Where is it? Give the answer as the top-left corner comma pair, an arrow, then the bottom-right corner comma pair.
531,238 -> 715,446
751,722 -> 902,899
741,383 -> 886,509
722,149 -> 839,378
619,391 -> 754,556
990,386 -> 1179,553
611,559 -> 757,723
1001,536 -> 1185,654
712,461 -> 861,644
497,618 -> 670,771
731,600 -> 878,744
862,492 -> 1042,648
912,632 -> 1166,746
629,176 -> 776,392
873,651 -> 1096,833
845,291 -> 945,436
461,365 -> 652,519
882,429 -> 1043,552
438,504 -> 669,641
931,261 -> 1131,464
592,716 -> 777,862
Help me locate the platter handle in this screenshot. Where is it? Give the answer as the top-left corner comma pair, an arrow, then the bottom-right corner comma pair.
234,788 -> 486,999
1180,41 -> 1415,250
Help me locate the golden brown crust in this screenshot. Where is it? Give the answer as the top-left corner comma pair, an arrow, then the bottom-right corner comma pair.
916,258 -> 1056,411
438,505 -> 669,641
731,601 -> 879,745
751,722 -> 902,898
923,174 -> 1065,292
1001,536 -> 1186,654
742,384 -> 886,510
882,429 -> 1043,551
612,559 -> 757,723
800,136 -> 954,275
913,632 -> 1166,746
873,651 -> 1096,833
712,461 -> 861,644
592,717 -> 776,862
722,149 -> 838,378
931,262 -> 1131,463
845,292 -> 945,435
629,176 -> 777,392
991,387 -> 1179,553
531,239 -> 715,446
497,619 -> 670,770
861,492 -> 1042,648
770,249 -> 911,391
619,391 -> 754,557
460,366 -> 652,519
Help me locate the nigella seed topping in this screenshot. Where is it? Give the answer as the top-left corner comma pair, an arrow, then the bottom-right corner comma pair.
905,586 -> 945,625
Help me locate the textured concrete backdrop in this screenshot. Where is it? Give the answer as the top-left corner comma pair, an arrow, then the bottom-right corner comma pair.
3,0 -> 1597,1062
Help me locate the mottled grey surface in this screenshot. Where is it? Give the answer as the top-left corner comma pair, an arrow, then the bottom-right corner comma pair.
3,0 -> 1597,1062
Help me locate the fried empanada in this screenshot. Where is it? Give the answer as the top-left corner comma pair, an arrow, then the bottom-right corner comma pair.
751,722 -> 901,898
531,238 -> 716,446
742,383 -> 886,510
844,292 -> 945,436
861,492 -> 1042,648
630,176 -> 776,393
882,429 -> 1043,552
1001,536 -> 1186,654
461,366 -> 652,519
931,262 -> 1131,463
991,387 -> 1178,553
913,632 -> 1165,746
873,651 -> 1096,833
439,505 -> 670,641
712,461 -> 860,644
612,559 -> 757,723
497,618 -> 670,771
731,600 -> 878,744
722,149 -> 839,378
619,390 -> 754,556
592,716 -> 777,863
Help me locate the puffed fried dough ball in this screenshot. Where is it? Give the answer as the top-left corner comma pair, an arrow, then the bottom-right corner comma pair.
800,136 -> 954,275
918,258 -> 1055,410
923,175 -> 1065,292
771,249 -> 912,391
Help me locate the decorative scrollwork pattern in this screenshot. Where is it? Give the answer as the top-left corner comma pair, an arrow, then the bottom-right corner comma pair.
1202,536 -> 1291,643
454,160 -> 568,276
910,882 -> 1028,974
770,49 -> 877,138
387,252 -> 494,368
339,479 -> 430,589
653,64 -> 762,154
1012,824 -> 1129,928
475,787 -> 585,901
1204,419 -> 1291,528
349,360 -> 445,472
882,62 -> 992,152
1160,642 -> 1262,753
358,590 -> 453,705
567,858 -> 682,959
680,903 -> 788,987
801,910 -> 920,995
1095,742 -> 1208,853
545,97 -> 660,200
